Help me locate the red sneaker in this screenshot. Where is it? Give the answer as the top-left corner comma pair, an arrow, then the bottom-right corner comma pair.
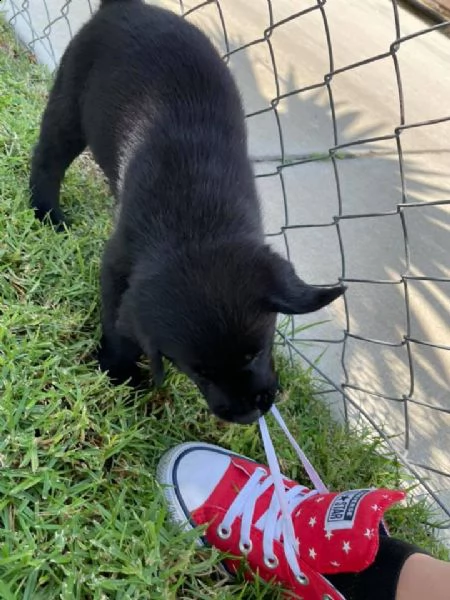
157,441 -> 405,599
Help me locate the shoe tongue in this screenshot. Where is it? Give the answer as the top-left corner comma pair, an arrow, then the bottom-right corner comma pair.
293,488 -> 406,574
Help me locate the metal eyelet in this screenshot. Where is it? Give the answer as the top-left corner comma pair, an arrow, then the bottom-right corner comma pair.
322,595 -> 333,600
264,554 -> 279,569
296,573 -> 309,586
239,540 -> 253,555
217,525 -> 232,539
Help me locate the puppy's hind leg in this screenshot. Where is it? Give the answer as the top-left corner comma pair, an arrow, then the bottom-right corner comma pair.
30,73 -> 86,229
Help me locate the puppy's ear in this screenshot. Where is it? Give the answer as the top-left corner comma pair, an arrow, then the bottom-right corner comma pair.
264,251 -> 346,315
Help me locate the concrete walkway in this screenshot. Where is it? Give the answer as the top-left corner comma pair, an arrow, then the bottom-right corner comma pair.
4,0 -> 450,537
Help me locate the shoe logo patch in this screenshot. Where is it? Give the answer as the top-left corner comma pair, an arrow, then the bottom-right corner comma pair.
324,489 -> 371,531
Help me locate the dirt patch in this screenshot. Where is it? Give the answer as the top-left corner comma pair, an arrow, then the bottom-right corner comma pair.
405,0 -> 450,20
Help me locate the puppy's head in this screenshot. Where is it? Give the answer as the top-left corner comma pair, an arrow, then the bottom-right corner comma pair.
118,244 -> 345,424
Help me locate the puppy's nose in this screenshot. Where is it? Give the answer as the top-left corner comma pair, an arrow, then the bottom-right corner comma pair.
232,408 -> 261,425
254,391 -> 275,414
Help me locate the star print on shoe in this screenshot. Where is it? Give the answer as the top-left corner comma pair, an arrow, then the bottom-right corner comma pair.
157,441 -> 405,600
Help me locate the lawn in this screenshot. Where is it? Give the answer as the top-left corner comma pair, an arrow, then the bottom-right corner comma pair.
0,18 -> 448,600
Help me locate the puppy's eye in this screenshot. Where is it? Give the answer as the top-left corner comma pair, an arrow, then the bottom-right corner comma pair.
244,352 -> 259,364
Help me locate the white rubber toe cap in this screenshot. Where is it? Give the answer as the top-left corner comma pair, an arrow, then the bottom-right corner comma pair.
157,442 -> 244,532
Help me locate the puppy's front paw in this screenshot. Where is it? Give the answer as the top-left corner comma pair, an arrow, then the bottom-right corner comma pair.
32,204 -> 68,231
97,338 -> 144,387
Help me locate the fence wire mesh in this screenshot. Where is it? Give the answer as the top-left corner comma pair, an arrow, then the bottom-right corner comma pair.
4,0 -> 450,531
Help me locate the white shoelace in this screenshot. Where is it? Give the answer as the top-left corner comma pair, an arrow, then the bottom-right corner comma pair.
218,405 -> 328,583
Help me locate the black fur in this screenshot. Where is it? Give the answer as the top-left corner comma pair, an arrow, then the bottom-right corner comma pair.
30,0 -> 345,424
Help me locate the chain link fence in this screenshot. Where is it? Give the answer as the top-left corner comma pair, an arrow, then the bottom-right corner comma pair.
3,0 -> 450,537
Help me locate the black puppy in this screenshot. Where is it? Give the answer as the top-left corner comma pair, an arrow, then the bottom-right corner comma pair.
30,0 -> 345,424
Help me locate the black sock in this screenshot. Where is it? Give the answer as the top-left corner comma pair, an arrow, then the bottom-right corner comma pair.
327,537 -> 428,600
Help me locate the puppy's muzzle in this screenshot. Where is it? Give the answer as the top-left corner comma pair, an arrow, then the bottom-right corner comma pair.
214,388 -> 277,425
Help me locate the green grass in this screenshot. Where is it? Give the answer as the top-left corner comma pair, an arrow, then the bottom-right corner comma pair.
0,19 -> 448,600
